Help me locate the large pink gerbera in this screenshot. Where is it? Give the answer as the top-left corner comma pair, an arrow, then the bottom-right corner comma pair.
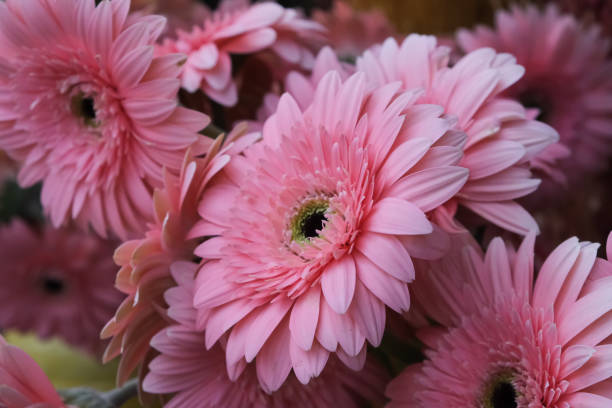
193,70 -> 469,391
457,5 -> 612,189
102,126 -> 256,387
0,0 -> 210,239
357,35 -> 559,234
143,261 -> 388,408
157,0 -> 324,106
0,221 -> 122,355
0,336 -> 70,408
388,231 -> 612,407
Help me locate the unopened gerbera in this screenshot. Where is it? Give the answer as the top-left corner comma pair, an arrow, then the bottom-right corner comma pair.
388,231 -> 612,407
457,5 -> 612,189
193,70 -> 469,391
143,261 -> 388,408
0,336 -> 70,408
0,0 -> 210,239
0,221 -> 122,355
102,125 -> 256,386
357,35 -> 559,234
157,0 -> 324,106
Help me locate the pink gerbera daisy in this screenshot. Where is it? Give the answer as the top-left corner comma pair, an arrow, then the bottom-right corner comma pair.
0,336 -> 70,408
357,35 -> 559,234
0,0 -> 210,239
157,0 -> 324,106
313,1 -> 398,60
193,70 -> 469,391
143,261 -> 388,408
388,231 -> 612,407
457,5 -> 612,188
102,126 -> 257,386
0,221 -> 122,355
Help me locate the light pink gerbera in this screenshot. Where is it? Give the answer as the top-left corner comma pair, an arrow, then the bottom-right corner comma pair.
102,126 -> 257,387
0,336 -> 70,408
193,70 -> 469,391
0,0 -> 211,239
388,231 -> 612,407
357,35 -> 560,235
313,1 -> 398,60
457,5 -> 612,188
130,0 -> 208,36
157,0 -> 324,106
0,221 -> 122,355
143,261 -> 388,408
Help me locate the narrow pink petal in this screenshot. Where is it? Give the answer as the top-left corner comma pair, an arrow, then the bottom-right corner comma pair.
388,166 -> 469,213
355,252 -> 411,313
321,255 -> 356,314
357,232 -> 415,283
245,298 -> 292,362
363,197 -> 432,235
289,286 -> 320,351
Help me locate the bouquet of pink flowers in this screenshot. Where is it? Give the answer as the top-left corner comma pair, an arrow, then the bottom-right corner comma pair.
0,1 -> 611,407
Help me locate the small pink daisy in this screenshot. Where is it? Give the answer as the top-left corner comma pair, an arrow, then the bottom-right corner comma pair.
0,336 -> 69,408
0,0 -> 211,239
0,221 -> 122,355
388,231 -> 612,407
313,1 -> 398,60
193,70 -> 469,391
457,5 -> 612,188
143,261 -> 388,408
102,126 -> 257,386
357,35 -> 559,235
157,0 -> 324,106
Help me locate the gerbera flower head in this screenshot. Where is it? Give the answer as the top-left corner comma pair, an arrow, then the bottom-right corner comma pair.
313,1 -> 398,60
357,35 -> 560,234
0,221 -> 122,355
157,0 -> 325,106
388,231 -> 612,407
0,336 -> 69,408
101,125 -> 257,386
0,0 -> 211,239
457,5 -> 612,187
193,70 -> 469,391
143,261 -> 388,408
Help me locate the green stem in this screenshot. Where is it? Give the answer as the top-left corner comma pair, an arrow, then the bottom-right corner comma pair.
103,378 -> 138,407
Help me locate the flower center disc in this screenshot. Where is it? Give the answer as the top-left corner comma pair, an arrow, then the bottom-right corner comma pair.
42,276 -> 65,295
71,94 -> 98,126
490,381 -> 518,408
291,199 -> 329,242
483,372 -> 518,408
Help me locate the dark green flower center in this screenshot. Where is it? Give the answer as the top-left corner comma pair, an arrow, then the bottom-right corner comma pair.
483,373 -> 518,408
291,199 -> 329,242
71,94 -> 98,126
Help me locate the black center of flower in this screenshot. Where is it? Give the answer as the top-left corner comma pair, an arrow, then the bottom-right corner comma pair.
518,90 -> 550,123
71,94 -> 98,127
301,209 -> 327,239
81,97 -> 96,120
42,277 -> 65,295
291,199 -> 329,242
490,381 -> 518,408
